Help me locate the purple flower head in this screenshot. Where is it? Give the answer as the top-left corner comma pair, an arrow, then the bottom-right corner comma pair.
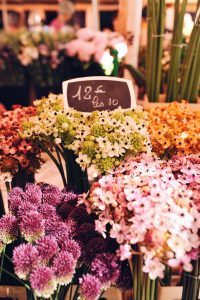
30,266 -> 57,299
38,204 -> 57,220
116,261 -> 133,290
17,201 -> 37,220
91,253 -> 120,285
44,216 -> 61,235
60,239 -> 81,260
53,251 -> 76,285
81,237 -> 108,263
13,244 -> 39,280
19,211 -> 45,242
63,191 -> 78,202
58,202 -> 74,219
23,183 -> 42,206
0,215 -> 18,244
75,223 -> 99,244
41,184 -> 63,206
49,222 -> 71,245
68,205 -> 92,225
8,187 -> 24,215
80,274 -> 101,300
36,236 -> 59,262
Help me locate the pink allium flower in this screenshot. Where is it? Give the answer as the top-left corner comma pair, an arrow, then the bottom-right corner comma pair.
19,211 -> 45,242
36,236 -> 59,262
8,187 -> 24,214
53,251 -> 76,285
91,253 -> 120,286
13,244 -> 39,280
41,184 -> 63,206
23,183 -> 42,206
80,274 -> 101,300
60,239 -> 81,260
30,266 -> 57,299
38,204 -> 58,220
0,215 -> 18,244
17,201 -> 37,220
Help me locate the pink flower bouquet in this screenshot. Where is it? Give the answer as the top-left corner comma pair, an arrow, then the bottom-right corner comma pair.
83,154 -> 200,300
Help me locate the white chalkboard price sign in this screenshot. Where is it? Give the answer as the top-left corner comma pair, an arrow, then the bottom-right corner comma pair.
62,76 -> 136,112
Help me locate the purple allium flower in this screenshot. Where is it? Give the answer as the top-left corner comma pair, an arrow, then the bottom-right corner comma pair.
50,222 -> 71,245
30,266 -> 57,299
17,201 -> 37,220
23,183 -> 42,206
82,237 -> 108,263
91,253 -> 120,285
41,184 -> 63,206
116,261 -> 133,290
80,274 -> 101,300
63,191 -> 78,202
8,187 -> 24,215
75,223 -> 99,244
38,204 -> 57,219
19,211 -> 45,242
53,251 -> 76,285
60,239 -> 81,260
13,244 -> 39,280
58,202 -> 74,219
68,205 -> 92,224
36,236 -> 59,262
0,215 -> 18,244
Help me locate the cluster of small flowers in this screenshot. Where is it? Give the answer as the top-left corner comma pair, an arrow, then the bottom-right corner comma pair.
0,105 -> 42,178
83,154 -> 200,280
22,94 -> 151,173
0,183 -> 127,299
148,102 -> 200,157
66,27 -> 127,63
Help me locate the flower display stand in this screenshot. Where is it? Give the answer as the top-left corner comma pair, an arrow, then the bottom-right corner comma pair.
0,286 -> 27,300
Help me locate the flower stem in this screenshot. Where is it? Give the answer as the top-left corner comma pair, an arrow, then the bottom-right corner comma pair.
2,268 -> 30,290
0,247 -> 6,281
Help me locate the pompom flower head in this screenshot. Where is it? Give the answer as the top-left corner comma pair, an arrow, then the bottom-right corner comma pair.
23,183 -> 42,206
13,244 -> 39,280
0,215 -> 18,245
53,251 -> 76,285
36,236 -> 59,262
41,184 -> 63,206
30,266 -> 57,299
80,274 -> 101,300
19,211 -> 45,242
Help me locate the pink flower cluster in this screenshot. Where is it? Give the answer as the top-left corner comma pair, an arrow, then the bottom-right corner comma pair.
84,154 -> 200,280
0,183 -> 124,299
65,28 -> 126,63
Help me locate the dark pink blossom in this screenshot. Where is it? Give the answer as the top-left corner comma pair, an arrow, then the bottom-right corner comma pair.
13,244 -> 39,280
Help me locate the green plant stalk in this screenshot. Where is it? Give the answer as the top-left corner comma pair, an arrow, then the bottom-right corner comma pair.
0,247 -> 5,281
180,14 -> 200,101
166,0 -> 187,102
185,34 -> 200,101
2,268 -> 30,289
146,0 -> 165,102
39,142 -> 67,187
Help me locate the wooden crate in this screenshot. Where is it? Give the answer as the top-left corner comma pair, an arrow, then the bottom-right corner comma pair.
0,286 -> 27,300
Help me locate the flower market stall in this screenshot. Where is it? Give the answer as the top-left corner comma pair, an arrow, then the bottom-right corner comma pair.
0,0 -> 200,300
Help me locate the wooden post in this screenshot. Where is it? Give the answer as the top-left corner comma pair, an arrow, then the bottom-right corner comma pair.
91,0 -> 100,31
2,0 -> 9,31
126,0 -> 143,67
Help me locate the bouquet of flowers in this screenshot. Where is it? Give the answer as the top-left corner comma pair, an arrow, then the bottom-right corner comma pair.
82,154 -> 200,300
0,183 -> 130,300
148,102 -> 200,158
22,94 -> 151,192
0,105 -> 42,187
